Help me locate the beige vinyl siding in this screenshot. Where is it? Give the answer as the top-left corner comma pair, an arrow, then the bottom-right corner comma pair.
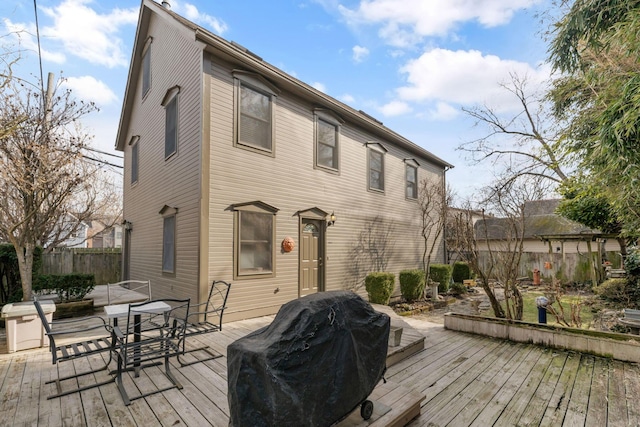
122,13 -> 203,303
206,57 -> 446,321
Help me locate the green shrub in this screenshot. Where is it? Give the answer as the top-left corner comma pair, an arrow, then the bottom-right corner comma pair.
449,281 -> 467,296
452,262 -> 471,283
33,273 -> 96,302
364,272 -> 395,305
430,264 -> 453,293
592,278 -> 640,307
399,269 -> 425,302
625,248 -> 640,276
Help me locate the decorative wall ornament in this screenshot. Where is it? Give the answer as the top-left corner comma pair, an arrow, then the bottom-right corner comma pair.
282,237 -> 295,253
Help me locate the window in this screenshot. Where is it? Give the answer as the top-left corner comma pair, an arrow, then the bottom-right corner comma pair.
234,71 -> 279,155
232,201 -> 278,279
405,159 -> 419,199
314,109 -> 343,172
367,143 -> 387,192
162,86 -> 180,159
141,37 -> 152,98
240,84 -> 271,150
130,136 -> 140,185
160,205 -> 178,274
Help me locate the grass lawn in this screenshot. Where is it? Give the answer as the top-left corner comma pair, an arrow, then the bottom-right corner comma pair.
500,290 -> 595,329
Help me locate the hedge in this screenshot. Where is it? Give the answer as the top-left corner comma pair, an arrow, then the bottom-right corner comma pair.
33,273 -> 96,302
399,269 -> 425,302
364,272 -> 395,305
452,262 -> 471,283
430,264 -> 453,293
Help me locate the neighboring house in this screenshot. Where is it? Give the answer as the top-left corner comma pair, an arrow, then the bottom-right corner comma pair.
90,223 -> 123,248
475,199 -> 620,283
115,0 -> 453,322
52,214 -> 91,249
476,199 -> 619,255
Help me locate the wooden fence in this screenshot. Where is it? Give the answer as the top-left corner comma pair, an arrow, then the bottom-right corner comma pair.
41,248 -> 122,285
473,250 -> 622,286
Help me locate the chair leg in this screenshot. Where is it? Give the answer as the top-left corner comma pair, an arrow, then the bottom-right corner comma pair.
46,352 -> 115,400
115,353 -> 131,406
177,346 -> 223,367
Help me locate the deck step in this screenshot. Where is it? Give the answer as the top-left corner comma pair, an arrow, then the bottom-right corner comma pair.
337,381 -> 424,427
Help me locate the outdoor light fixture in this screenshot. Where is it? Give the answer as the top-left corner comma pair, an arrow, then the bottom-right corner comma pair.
327,212 -> 336,227
123,220 -> 133,231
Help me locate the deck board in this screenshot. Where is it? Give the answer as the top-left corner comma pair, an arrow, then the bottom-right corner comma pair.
4,313 -> 640,426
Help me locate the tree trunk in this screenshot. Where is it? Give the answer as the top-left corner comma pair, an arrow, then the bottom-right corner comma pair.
15,243 -> 34,301
479,279 -> 505,318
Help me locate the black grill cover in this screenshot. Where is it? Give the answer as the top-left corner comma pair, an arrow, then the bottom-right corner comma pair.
227,291 -> 390,427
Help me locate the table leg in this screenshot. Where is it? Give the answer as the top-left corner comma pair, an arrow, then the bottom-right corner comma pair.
134,313 -> 141,377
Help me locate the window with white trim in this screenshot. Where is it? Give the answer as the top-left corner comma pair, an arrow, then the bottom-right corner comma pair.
232,201 -> 278,279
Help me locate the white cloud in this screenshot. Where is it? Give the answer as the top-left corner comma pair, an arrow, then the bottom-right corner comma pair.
339,0 -> 542,47
340,93 -> 356,104
63,75 -> 118,106
379,100 -> 412,117
396,48 -> 550,112
312,82 -> 327,92
40,0 -> 138,68
352,45 -> 369,63
428,102 -> 459,121
173,1 -> 228,34
3,19 -> 66,63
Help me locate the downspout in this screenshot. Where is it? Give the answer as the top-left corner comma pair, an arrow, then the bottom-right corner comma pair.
443,165 -> 452,264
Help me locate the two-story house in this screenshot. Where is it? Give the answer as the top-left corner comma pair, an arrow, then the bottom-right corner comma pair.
115,0 -> 453,322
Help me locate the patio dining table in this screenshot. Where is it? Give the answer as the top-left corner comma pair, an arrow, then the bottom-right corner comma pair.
103,301 -> 171,376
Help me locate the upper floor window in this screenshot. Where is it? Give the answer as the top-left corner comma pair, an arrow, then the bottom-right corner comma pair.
130,135 -> 140,185
405,159 -> 419,199
234,71 -> 279,155
314,109 -> 343,172
161,86 -> 180,160
160,205 -> 178,274
231,201 -> 278,279
367,142 -> 387,192
141,37 -> 152,99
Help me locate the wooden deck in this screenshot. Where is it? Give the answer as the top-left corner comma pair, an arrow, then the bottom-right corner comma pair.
2,313 -> 640,426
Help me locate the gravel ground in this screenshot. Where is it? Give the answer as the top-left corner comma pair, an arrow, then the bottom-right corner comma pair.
407,287 -> 503,324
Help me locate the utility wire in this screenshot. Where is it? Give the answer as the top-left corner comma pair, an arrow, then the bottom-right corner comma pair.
83,146 -> 124,159
33,0 -> 45,97
83,155 -> 123,169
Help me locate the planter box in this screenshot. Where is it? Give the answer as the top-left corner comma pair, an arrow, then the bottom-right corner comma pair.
54,299 -> 94,319
444,313 -> 640,363
1,301 -> 56,353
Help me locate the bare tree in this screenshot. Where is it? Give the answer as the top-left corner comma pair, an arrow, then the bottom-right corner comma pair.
459,73 -> 571,193
0,71 -> 120,300
448,177 -> 549,319
417,174 -> 452,295
447,204 -> 505,317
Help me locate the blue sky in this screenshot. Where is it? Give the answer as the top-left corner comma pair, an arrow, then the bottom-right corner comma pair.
1,0 -> 553,199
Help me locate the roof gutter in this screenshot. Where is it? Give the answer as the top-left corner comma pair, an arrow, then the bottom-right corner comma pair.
194,29 -> 453,169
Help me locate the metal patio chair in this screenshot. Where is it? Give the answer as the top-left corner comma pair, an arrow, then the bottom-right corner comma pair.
34,300 -> 115,399
111,298 -> 190,405
177,280 -> 231,366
